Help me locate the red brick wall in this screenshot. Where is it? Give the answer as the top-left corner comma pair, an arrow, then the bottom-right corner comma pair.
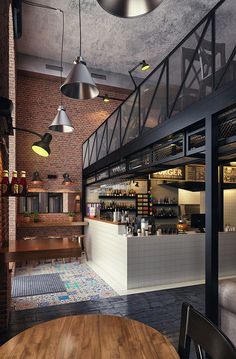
16,71 -> 129,237
0,0 -> 15,332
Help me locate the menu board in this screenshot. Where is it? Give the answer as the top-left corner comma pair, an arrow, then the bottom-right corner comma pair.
186,165 -> 205,182
136,193 -> 153,217
224,166 -> 236,183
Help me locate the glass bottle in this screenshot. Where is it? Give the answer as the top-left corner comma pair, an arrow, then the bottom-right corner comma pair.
19,171 -> 28,196
1,170 -> 10,196
11,170 -> 19,196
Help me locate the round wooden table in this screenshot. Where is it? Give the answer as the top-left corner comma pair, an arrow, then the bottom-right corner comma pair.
0,315 -> 180,358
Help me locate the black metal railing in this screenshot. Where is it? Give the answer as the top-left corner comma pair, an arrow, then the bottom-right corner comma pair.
83,0 -> 236,169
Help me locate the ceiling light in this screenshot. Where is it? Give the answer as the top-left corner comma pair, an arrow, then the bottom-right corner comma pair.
49,106 -> 74,133
49,11 -> 74,132
62,172 -> 73,185
141,60 -> 150,71
60,0 -> 99,100
32,133 -> 52,157
96,0 -> 163,18
230,162 -> 236,166
31,171 -> 43,184
103,94 -> 110,103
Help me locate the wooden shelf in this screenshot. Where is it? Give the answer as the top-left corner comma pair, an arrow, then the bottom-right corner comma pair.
99,196 -> 135,200
17,221 -> 88,228
152,203 -> 178,206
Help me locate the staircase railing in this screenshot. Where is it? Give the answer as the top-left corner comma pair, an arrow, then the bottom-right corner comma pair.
83,0 -> 236,169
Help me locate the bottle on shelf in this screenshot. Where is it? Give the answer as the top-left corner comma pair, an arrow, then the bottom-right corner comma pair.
18,170 -> 28,196
10,170 -> 19,196
1,170 -> 10,196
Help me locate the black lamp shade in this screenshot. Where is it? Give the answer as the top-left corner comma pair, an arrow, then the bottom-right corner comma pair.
32,133 -> 52,157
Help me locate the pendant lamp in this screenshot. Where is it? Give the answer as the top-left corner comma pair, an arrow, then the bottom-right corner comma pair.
49,11 -> 74,132
96,0 -> 163,18
60,0 -> 99,100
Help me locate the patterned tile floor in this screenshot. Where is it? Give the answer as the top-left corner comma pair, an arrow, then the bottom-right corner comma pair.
12,261 -> 117,310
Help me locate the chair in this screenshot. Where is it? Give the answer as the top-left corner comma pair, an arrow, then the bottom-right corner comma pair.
178,302 -> 236,359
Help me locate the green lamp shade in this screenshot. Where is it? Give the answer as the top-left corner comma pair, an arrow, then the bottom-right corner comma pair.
32,133 -> 52,157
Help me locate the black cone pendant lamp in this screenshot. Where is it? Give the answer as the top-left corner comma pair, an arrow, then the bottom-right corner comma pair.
96,0 -> 163,18
49,11 -> 74,133
60,0 -> 99,100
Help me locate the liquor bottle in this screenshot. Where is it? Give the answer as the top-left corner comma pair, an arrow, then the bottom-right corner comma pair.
19,171 -> 28,196
1,170 -> 10,196
11,170 -> 19,196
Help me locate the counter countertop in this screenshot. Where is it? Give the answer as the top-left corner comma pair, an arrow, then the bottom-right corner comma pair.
84,217 -> 126,225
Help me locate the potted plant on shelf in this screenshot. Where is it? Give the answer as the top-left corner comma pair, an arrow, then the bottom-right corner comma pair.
23,212 -> 31,223
68,211 -> 76,223
33,211 -> 39,223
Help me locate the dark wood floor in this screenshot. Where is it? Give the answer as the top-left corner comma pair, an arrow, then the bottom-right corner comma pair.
0,284 -> 204,351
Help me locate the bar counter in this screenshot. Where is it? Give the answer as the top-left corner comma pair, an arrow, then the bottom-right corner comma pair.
85,217 -> 236,292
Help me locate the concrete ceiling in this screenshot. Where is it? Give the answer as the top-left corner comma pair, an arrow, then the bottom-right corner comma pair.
17,0 -> 220,77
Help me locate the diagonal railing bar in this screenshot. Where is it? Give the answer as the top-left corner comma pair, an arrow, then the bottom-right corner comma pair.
83,0 -> 232,169
141,62 -> 166,133
83,141 -> 89,168
108,110 -> 120,154
97,123 -> 107,160
121,90 -> 139,145
215,45 -> 236,90
89,132 -> 97,166
169,17 -> 211,118
211,12 -> 216,90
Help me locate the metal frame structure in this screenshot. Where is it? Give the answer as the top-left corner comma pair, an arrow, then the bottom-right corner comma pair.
82,0 -> 236,326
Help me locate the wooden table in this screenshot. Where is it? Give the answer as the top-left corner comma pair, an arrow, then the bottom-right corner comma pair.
0,238 -> 81,263
0,315 -> 180,359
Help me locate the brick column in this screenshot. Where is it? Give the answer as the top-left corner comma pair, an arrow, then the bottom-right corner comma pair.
0,0 -> 14,333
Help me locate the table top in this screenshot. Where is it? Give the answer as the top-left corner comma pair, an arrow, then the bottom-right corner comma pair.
0,239 -> 81,263
0,315 -> 180,359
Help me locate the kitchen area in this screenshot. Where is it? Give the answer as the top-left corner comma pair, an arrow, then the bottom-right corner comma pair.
84,164 -> 236,293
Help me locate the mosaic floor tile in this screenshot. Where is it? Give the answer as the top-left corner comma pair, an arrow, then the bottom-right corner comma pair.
12,262 -> 117,311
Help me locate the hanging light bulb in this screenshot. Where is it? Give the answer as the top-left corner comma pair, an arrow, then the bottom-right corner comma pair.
60,0 -> 99,100
49,11 -> 74,132
96,0 -> 163,18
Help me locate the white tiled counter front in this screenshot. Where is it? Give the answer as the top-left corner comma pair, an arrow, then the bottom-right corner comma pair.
85,218 -> 236,292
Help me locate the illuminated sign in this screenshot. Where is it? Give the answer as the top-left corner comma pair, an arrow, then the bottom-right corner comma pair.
151,167 -> 185,180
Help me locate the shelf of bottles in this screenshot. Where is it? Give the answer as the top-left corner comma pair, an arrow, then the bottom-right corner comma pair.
98,188 -> 136,199
1,170 -> 28,197
136,193 -> 153,217
100,201 -> 136,212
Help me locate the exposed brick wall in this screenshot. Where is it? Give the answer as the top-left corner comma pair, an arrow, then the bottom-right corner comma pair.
0,0 -> 14,333
16,70 -> 129,239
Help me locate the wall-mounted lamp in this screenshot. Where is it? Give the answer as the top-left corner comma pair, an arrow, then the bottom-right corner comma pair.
31,171 -> 43,184
133,180 -> 139,187
13,127 -> 52,157
129,60 -> 151,88
0,96 -> 52,157
62,172 -> 73,185
98,94 -> 124,103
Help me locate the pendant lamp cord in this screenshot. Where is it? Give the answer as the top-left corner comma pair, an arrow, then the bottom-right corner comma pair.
60,10 -> 64,105
79,0 -> 82,57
